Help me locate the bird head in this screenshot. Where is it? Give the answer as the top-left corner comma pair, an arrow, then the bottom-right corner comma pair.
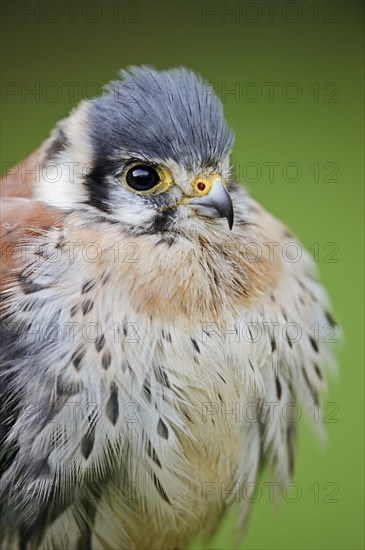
35,67 -> 235,238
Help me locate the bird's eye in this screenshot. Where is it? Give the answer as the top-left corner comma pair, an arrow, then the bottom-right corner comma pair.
122,162 -> 173,195
125,164 -> 160,191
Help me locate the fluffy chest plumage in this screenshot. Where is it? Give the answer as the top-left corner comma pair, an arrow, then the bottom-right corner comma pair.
49,281 -> 252,548
1,203 -> 333,549
3,217 -> 272,546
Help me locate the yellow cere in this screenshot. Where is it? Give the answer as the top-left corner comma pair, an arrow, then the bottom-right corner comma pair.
192,172 -> 224,197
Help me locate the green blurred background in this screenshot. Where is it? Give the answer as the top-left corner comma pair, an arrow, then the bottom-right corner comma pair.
1,1 -> 363,548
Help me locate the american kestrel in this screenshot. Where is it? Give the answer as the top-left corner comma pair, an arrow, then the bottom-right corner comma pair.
0,67 -> 336,549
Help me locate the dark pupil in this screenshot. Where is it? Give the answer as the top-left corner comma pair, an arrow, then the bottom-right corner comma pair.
126,165 -> 159,191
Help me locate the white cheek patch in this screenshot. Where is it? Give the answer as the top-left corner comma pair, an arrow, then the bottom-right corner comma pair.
34,102 -> 93,208
34,153 -> 89,207
113,199 -> 157,226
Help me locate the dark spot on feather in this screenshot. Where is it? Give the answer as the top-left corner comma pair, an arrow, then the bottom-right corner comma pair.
161,329 -> 172,342
101,272 -> 111,285
286,335 -> 293,348
82,280 -> 96,294
36,243 -> 54,260
314,363 -> 323,380
105,382 -> 119,425
72,347 -> 86,371
309,336 -> 319,353
19,275 -> 46,295
82,299 -> 94,315
81,431 -> 95,460
95,333 -> 105,352
191,338 -> 200,353
217,372 -> 226,384
102,350 -> 111,369
153,364 -> 170,388
143,378 -> 151,403
146,439 -> 161,468
157,418 -> 168,439
248,358 -> 254,371
153,473 -> 171,504
54,235 -> 65,250
182,409 -> 193,423
70,305 -> 79,317
270,336 -> 276,352
325,310 -> 336,326
275,376 -> 282,400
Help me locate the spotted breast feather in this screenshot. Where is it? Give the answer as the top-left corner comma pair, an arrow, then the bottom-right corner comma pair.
0,192 -> 335,550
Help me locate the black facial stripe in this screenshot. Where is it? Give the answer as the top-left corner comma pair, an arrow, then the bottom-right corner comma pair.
84,175 -> 112,213
83,156 -> 116,213
82,150 -> 179,231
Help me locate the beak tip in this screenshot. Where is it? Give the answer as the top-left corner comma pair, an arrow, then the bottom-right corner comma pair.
227,207 -> 234,230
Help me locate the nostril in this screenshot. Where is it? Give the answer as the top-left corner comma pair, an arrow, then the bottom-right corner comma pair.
197,182 -> 206,192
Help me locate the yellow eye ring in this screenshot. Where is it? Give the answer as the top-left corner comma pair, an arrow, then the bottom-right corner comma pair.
122,162 -> 173,195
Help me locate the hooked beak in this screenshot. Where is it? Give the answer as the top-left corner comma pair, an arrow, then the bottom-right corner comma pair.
188,179 -> 234,230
